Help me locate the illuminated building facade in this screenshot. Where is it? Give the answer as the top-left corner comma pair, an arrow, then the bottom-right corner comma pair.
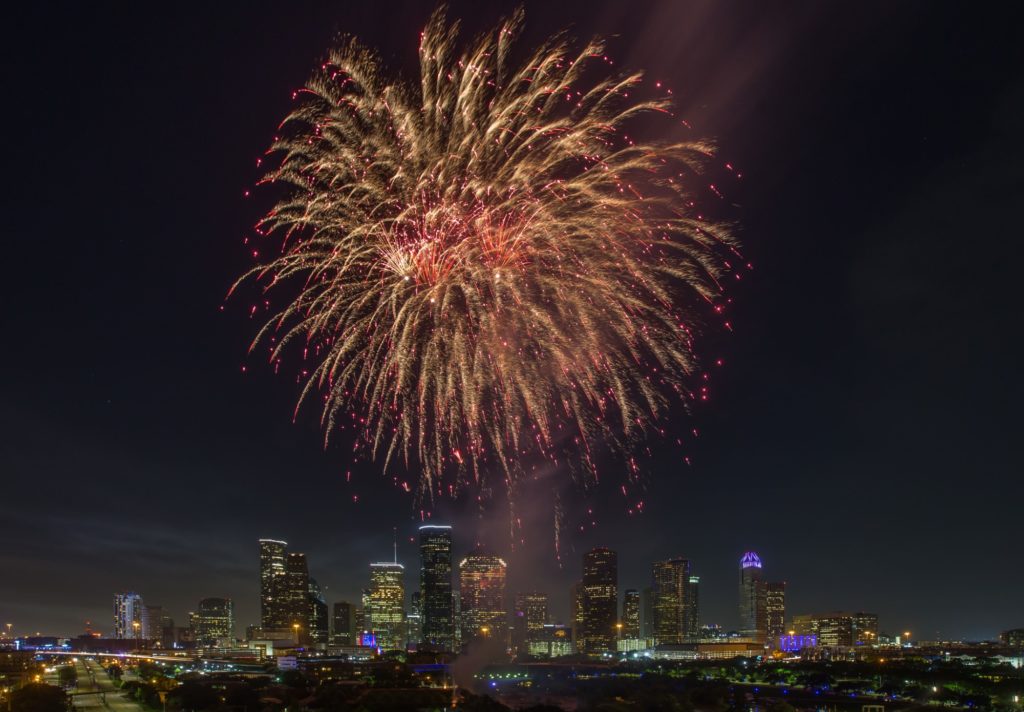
144,606 -> 174,647
641,587 -> 655,639
1002,628 -> 1024,648
653,558 -> 690,644
194,597 -> 234,647
738,551 -> 767,641
791,612 -> 878,648
259,539 -> 288,629
581,547 -> 617,653
853,612 -> 879,646
779,634 -> 817,652
528,624 -> 573,658
282,553 -> 311,638
685,575 -> 700,638
331,601 -> 353,646
406,591 -> 423,649
419,525 -> 454,651
367,562 -> 405,650
765,581 -> 786,647
458,549 -> 506,645
141,605 -> 159,643
308,578 -> 328,645
622,589 -> 640,640
113,592 -> 144,640
512,591 -> 548,655
570,582 -> 584,651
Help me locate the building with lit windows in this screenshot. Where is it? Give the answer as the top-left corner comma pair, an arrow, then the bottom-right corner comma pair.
331,601 -> 353,646
1002,629 -> 1024,648
143,606 -> 174,647
458,549 -> 506,646
641,587 -> 655,639
581,547 -> 617,653
853,612 -> 879,646
528,624 -> 573,658
281,553 -> 311,640
419,525 -> 454,651
194,597 -> 234,647
570,582 -> 584,651
622,589 -> 640,640
259,539 -> 288,629
779,633 -> 817,652
765,581 -> 786,647
406,591 -> 423,650
738,551 -> 767,641
685,575 -> 700,639
512,592 -> 548,655
791,611 -> 879,648
113,592 -> 144,640
653,558 -> 690,644
367,562 -> 405,650
308,578 -> 328,645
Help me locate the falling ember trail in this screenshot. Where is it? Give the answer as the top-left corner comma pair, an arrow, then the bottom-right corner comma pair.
233,7 -> 739,504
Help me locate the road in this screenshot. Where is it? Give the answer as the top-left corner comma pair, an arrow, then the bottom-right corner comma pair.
65,658 -> 146,712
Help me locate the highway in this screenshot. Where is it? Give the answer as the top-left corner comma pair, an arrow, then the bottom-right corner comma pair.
49,658 -> 145,712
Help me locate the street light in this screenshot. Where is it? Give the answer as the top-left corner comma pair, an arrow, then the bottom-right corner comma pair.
292,623 -> 301,644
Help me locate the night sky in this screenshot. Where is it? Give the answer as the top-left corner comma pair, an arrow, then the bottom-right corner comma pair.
2,2 -> 1022,641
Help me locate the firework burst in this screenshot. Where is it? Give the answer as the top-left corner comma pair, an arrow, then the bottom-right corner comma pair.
235,8 -> 738,502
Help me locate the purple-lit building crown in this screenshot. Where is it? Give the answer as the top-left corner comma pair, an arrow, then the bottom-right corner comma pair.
740,551 -> 762,569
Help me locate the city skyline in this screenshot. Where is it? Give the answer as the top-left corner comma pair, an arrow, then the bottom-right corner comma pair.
0,534 -> 927,647
2,0 -> 1022,647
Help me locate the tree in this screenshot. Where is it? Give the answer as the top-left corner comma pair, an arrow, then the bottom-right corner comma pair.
166,682 -> 220,712
57,666 -> 77,688
223,683 -> 260,712
457,692 -> 512,712
10,683 -> 69,712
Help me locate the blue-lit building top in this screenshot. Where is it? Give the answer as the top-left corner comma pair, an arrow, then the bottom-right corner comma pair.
740,551 -> 763,569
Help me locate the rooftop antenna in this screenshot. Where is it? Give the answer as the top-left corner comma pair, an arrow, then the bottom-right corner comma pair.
393,526 -> 398,564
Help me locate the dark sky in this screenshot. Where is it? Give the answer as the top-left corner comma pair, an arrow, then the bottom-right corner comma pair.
2,2 -> 1022,641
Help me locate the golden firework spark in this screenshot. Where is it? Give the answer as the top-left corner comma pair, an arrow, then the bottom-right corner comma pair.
235,8 -> 738,501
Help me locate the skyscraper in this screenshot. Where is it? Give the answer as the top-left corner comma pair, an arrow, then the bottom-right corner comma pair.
621,589 -> 640,640
367,562 -> 405,650
144,606 -> 173,648
581,547 -> 617,653
640,587 -> 655,639
407,591 -> 423,649
738,551 -> 767,641
570,582 -> 584,651
512,592 -> 548,655
259,539 -> 288,629
458,549 -> 506,646
193,598 -> 234,647
331,601 -> 353,646
765,581 -> 786,647
418,525 -> 454,651
113,592 -> 144,640
852,612 -> 879,646
685,575 -> 700,638
308,578 -> 328,645
653,558 -> 690,645
283,553 -> 311,638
